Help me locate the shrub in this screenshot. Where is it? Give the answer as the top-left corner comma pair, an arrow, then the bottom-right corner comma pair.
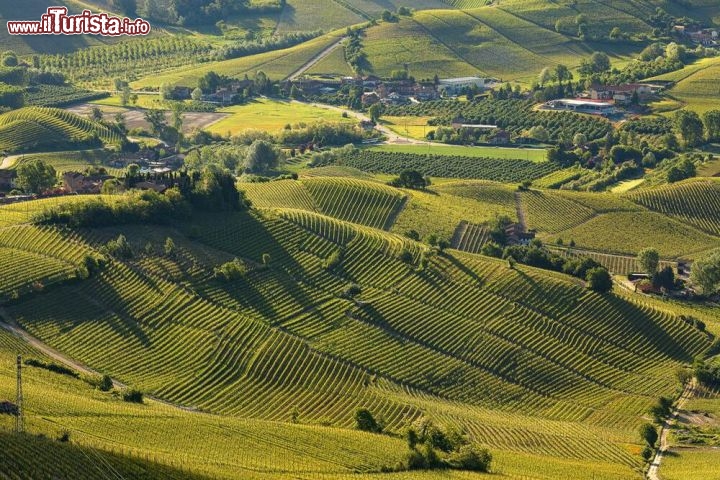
105,234 -> 133,259
641,446 -> 654,461
323,249 -> 342,270
587,267 -> 612,294
99,374 -> 114,392
398,249 -> 413,264
446,445 -> 492,472
122,389 -> 144,403
24,358 -> 79,379
214,258 -> 248,282
355,408 -> 381,433
57,430 -> 71,443
639,423 -> 658,447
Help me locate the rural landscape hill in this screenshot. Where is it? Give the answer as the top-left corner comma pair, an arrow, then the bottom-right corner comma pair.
0,0 -> 720,479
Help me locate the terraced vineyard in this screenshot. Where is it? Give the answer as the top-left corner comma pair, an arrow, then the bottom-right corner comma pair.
243,178 -> 407,230
547,246 -> 676,276
325,149 -> 559,182
451,221 -> 489,253
628,179 -> 720,236
1,200 -> 712,479
0,107 -> 122,153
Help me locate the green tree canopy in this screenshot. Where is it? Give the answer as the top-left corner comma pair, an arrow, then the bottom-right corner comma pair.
16,159 -> 57,194
638,248 -> 660,276
691,248 -> 720,296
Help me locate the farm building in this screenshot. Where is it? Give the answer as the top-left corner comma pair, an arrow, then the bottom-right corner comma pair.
589,84 -> 657,104
543,99 -> 615,115
437,77 -> 494,95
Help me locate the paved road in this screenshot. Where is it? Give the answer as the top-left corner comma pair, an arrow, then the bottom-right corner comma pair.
286,37 -> 347,81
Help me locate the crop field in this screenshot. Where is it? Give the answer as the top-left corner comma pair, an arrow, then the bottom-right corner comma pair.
650,57 -> 720,114
628,179 -> 720,236
6,150 -> 123,177
370,144 -> 548,162
324,149 -> 560,182
207,99 -> 354,136
659,448 -> 720,480
0,107 -> 122,153
548,211 -> 719,259
24,85 -> 109,108
547,247 -> 676,276
243,177 -> 407,229
533,166 -> 586,189
360,7 -> 642,83
65,102 -> 227,134
0,196 -> 107,227
380,116 -> 433,140
132,33 -> 344,89
0,185 -> 712,479
385,99 -> 613,143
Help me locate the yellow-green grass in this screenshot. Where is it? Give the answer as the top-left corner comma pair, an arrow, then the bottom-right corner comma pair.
391,183 -> 517,239
132,32 -> 344,89
362,7 -> 643,84
306,43 -> 355,76
0,329 -> 412,480
548,211 -> 719,259
381,116 -> 433,140
533,166 -> 585,189
698,154 -> 720,177
90,93 -> 170,109
208,99 -> 354,136
659,448 -> 720,480
611,178 -> 645,193
4,205 -> 711,479
651,57 -> 720,114
627,178 -> 720,236
370,143 -> 548,162
6,150 -> 123,177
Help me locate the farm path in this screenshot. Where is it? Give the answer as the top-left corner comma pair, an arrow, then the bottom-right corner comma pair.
514,191 -> 527,231
0,307 -> 199,413
286,36 -> 348,81
647,378 -> 697,480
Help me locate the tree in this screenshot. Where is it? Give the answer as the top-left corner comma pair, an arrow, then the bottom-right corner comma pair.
587,267 -> 612,293
527,125 -> 550,142
90,106 -> 104,122
653,265 -> 675,290
609,26 -> 622,39
191,87 -> 203,101
589,52 -> 611,73
389,170 -> 429,189
355,408 -> 381,433
16,159 -> 57,194
638,248 -> 660,276
160,82 -> 173,101
143,109 -> 167,137
639,423 -> 658,447
538,67 -> 553,87
99,374 -> 113,392
573,132 -> 587,147
554,64 -> 572,87
447,445 -> 493,472
368,103 -> 384,123
702,110 -> 720,142
244,140 -> 280,174
674,110 -> 704,147
691,248 -> 720,296
120,86 -> 131,106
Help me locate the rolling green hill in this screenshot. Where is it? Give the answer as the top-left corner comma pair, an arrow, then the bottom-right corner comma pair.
0,107 -> 123,153
0,189 -> 713,478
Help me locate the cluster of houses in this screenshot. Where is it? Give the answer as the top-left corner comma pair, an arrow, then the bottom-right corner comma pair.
542,82 -> 665,116
673,26 -> 719,46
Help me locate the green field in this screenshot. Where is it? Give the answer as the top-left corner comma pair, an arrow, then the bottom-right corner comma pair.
208,99 -> 355,136
660,448 -> 720,480
0,186 -> 714,478
4,150 -> 123,177
132,32 -> 345,89
371,144 -> 548,162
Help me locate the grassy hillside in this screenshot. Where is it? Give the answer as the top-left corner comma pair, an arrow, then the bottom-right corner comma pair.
650,57 -> 720,114
0,107 -> 122,153
0,192 -> 712,478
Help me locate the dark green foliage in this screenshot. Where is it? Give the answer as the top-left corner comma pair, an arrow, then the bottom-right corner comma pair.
446,445 -> 492,472
666,157 -> 696,183
106,235 -> 134,260
278,123 -> 373,147
388,170 -> 429,189
652,266 -> 675,290
214,258 -> 248,282
122,389 -> 144,404
694,357 -> 720,387
674,110 -> 705,147
323,249 -> 343,270
323,150 -> 559,182
243,140 -> 280,174
586,267 -> 612,294
641,446 -> 654,461
99,375 -> 114,392
24,358 -> 79,379
354,408 -> 381,433
398,249 -> 413,264
690,248 -> 720,296
639,423 -> 658,447
16,159 -> 56,194
0,83 -> 25,109
649,396 -> 674,422
34,190 -> 191,228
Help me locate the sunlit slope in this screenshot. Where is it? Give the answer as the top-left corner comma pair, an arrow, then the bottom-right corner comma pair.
4,203 -> 711,478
